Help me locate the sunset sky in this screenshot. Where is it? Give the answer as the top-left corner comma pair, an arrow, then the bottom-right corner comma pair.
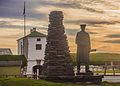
0,0 -> 120,54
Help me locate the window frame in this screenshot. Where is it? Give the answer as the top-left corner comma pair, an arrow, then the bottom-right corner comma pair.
36,44 -> 42,50
37,38 -> 41,41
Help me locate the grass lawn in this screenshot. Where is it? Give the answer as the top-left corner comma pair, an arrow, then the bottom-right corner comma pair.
0,78 -> 120,86
101,82 -> 120,86
71,53 -> 120,65
0,67 -> 21,75
0,78 -> 83,86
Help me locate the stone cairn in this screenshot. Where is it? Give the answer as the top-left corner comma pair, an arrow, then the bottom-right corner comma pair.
42,11 -> 74,77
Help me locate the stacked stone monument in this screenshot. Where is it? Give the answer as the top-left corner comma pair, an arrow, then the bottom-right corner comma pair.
42,11 -> 74,77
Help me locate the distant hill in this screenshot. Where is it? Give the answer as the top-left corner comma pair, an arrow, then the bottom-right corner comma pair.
71,53 -> 120,65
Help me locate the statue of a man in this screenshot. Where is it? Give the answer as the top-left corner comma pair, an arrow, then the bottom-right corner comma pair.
76,24 -> 91,74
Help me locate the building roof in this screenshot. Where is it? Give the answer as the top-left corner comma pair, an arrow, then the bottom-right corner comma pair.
0,61 -> 22,66
0,48 -> 13,55
26,31 -> 47,37
0,55 -> 27,67
17,31 -> 47,41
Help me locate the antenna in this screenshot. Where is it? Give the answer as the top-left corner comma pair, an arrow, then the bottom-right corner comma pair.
23,1 -> 26,36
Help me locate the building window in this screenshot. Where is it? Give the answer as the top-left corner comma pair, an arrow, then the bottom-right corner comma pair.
37,38 -> 41,41
36,44 -> 42,50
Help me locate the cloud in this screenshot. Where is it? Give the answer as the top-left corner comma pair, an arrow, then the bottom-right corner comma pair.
0,23 -> 47,30
0,17 -> 48,31
89,31 -> 98,34
0,34 -> 20,39
0,0 -> 120,54
46,1 -> 104,13
0,0 -> 47,20
65,28 -> 98,36
0,0 -> 24,18
103,40 -> 120,44
65,29 -> 79,36
57,0 -> 119,10
0,21 -> 10,26
1,0 -> 118,30
65,19 -> 120,26
105,34 -> 120,38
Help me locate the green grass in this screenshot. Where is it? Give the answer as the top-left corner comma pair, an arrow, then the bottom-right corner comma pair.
0,67 -> 20,75
0,78 -> 84,86
101,82 -> 120,86
71,53 -> 120,65
0,78 -> 120,86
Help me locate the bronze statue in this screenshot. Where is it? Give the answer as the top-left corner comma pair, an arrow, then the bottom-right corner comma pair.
76,24 -> 91,74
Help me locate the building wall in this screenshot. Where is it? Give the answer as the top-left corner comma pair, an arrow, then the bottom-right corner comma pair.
27,37 -> 46,74
23,38 -> 28,59
26,60 -> 36,74
27,37 -> 46,60
18,37 -> 46,75
18,39 -> 23,55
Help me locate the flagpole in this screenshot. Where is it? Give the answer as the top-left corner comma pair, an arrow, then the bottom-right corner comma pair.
23,1 -> 26,36
24,12 -> 26,37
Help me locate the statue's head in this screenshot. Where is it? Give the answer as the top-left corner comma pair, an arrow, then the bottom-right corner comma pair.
80,24 -> 86,31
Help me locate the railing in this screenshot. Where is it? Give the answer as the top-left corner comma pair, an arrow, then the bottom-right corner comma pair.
103,61 -> 120,76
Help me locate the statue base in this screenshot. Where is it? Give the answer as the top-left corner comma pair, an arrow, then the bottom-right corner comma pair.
76,71 -> 93,76
39,75 -> 103,84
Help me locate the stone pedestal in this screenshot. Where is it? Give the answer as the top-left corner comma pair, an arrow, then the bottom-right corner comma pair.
39,75 -> 103,84
41,11 -> 74,77
76,71 -> 93,76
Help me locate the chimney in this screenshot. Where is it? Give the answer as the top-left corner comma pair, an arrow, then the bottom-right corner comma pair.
30,29 -> 33,33
33,28 -> 36,32
30,28 -> 36,33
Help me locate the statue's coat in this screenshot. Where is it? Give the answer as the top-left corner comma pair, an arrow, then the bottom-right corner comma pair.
76,31 -> 91,64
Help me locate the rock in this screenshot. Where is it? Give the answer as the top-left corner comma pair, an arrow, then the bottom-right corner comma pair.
42,11 -> 74,77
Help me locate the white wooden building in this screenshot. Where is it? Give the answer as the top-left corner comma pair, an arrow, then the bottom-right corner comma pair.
17,28 -> 46,75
